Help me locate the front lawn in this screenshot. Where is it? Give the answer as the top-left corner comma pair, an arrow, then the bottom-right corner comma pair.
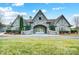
0,37 -> 79,55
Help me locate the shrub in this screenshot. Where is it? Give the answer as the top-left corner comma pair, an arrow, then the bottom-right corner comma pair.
71,29 -> 78,34
59,31 -> 70,34
25,24 -> 31,30
6,30 -> 20,34
49,25 -> 56,31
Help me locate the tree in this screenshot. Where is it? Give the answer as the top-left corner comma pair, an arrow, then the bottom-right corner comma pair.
29,16 -> 32,19
19,16 -> 24,33
74,16 -> 79,33
0,15 -> 3,24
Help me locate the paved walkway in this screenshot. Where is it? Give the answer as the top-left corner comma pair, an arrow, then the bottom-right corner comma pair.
0,34 -> 60,37
0,33 -> 79,39
62,36 -> 79,39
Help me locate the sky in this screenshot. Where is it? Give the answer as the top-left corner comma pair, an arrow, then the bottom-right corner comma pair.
0,3 -> 79,26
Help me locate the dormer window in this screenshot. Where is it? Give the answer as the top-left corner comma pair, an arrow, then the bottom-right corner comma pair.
39,17 -> 41,20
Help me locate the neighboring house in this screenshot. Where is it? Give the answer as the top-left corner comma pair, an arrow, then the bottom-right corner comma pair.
9,10 -> 71,35
0,22 -> 6,32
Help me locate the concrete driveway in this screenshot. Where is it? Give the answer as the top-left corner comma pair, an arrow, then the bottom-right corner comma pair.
0,33 -> 79,39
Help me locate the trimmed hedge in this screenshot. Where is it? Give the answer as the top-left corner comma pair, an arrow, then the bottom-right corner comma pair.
59,31 -> 70,34
6,30 -> 20,34
71,30 -> 78,33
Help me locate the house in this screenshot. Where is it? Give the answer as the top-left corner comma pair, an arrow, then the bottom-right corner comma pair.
0,22 -> 6,32
8,10 -> 71,35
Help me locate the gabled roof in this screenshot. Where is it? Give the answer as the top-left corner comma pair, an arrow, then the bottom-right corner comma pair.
10,10 -> 71,27
10,15 -> 21,27
55,14 -> 71,26
32,10 -> 48,21
24,19 -> 56,24
0,22 -> 5,27
47,19 -> 56,24
23,19 -> 33,24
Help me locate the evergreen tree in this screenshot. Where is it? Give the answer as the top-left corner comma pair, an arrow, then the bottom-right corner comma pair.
19,16 -> 24,33
29,16 -> 32,19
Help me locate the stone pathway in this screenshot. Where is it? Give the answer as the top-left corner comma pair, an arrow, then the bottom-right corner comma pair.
0,33 -> 79,39
63,36 -> 79,39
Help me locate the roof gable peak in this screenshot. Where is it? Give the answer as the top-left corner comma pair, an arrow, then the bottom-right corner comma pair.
37,10 -> 44,14
32,9 -> 47,20
57,14 -> 65,19
56,14 -> 71,26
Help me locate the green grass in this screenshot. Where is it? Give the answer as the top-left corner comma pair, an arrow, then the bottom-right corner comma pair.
0,37 -> 79,55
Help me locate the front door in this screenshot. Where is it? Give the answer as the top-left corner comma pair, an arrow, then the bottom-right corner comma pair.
33,25 -> 47,34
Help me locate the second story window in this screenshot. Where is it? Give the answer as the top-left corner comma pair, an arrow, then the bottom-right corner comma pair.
39,17 -> 41,20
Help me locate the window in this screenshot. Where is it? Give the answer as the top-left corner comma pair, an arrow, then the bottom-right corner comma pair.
39,17 -> 41,20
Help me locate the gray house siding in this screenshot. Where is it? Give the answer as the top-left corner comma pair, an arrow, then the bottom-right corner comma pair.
0,23 -> 6,32
55,15 -> 71,32
9,10 -> 71,35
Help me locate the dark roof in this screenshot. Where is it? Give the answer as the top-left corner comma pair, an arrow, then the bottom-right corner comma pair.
23,19 -> 33,24
0,22 -> 5,27
47,19 -> 56,24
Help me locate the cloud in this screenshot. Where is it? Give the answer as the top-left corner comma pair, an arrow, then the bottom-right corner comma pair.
44,3 -> 49,5
32,9 -> 47,13
0,7 -> 27,25
68,14 -> 79,28
73,14 -> 79,16
0,7 -> 12,14
52,7 -> 64,10
42,9 -> 47,13
0,7 -> 27,17
12,3 -> 24,6
32,10 -> 37,13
